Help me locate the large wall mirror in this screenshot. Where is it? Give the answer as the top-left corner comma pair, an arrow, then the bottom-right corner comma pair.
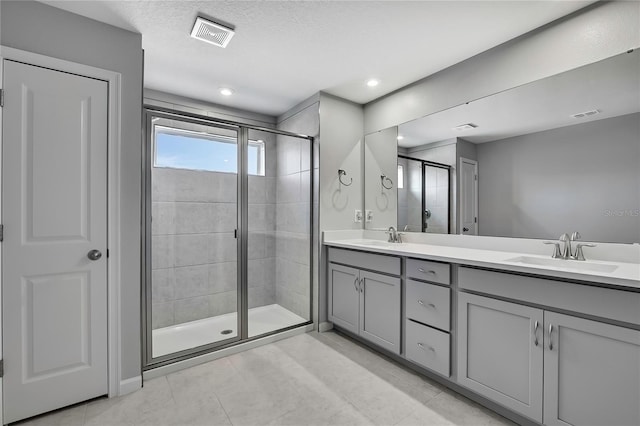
364,50 -> 640,244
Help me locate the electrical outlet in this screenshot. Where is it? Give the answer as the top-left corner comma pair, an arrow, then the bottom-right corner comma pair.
354,209 -> 363,223
365,210 -> 373,222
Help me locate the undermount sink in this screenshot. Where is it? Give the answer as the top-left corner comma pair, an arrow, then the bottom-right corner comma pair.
505,256 -> 618,273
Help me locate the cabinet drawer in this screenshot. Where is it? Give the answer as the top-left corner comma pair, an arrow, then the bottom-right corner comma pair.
459,267 -> 640,326
328,248 -> 401,276
405,320 -> 450,377
406,280 -> 450,330
406,258 -> 450,285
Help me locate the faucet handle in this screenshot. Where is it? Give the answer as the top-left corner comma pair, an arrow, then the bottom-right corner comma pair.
559,233 -> 569,242
543,241 -> 562,258
571,231 -> 581,241
396,232 -> 405,243
573,243 -> 596,261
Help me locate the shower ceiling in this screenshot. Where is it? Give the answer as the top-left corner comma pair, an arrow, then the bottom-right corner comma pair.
40,0 -> 594,116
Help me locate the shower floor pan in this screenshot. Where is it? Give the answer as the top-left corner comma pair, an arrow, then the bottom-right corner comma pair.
152,304 -> 306,358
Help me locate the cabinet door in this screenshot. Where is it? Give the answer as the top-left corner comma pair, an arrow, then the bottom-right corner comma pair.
328,263 -> 360,334
359,270 -> 401,354
458,293 -> 543,422
544,312 -> 640,426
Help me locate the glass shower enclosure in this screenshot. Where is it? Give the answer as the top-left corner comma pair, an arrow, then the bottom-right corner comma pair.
142,107 -> 313,368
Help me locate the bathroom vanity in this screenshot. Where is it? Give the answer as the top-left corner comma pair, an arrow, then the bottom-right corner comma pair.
324,235 -> 640,426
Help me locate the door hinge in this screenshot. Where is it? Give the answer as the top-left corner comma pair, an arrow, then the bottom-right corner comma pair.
474,217 -> 477,223
0,359 -> 4,377
474,174 -> 478,181
0,89 -> 4,107
0,224 -> 4,242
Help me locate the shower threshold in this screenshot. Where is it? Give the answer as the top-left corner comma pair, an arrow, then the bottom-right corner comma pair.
152,304 -> 306,358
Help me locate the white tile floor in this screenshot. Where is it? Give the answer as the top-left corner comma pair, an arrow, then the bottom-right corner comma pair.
16,331 -> 514,426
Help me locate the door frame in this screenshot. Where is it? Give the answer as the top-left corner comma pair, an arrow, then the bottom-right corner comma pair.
0,46 -> 124,419
459,157 -> 478,235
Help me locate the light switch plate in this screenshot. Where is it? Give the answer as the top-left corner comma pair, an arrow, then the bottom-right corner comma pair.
365,210 -> 373,222
354,209 -> 363,223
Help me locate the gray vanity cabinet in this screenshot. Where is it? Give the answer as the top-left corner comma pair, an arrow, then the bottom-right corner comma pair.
327,249 -> 402,354
543,312 -> 640,426
457,292 -> 544,422
327,263 -> 360,335
359,270 -> 401,353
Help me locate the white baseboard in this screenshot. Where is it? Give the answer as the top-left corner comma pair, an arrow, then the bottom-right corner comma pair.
119,376 -> 142,396
319,322 -> 333,332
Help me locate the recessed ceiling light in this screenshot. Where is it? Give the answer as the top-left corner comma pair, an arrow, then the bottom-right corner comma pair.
219,87 -> 234,96
397,135 -> 404,141
366,79 -> 380,87
453,123 -> 478,131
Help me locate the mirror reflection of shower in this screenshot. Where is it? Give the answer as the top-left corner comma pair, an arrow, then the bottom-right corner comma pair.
398,156 -> 450,234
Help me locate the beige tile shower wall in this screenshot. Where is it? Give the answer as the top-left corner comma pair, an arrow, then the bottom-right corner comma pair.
275,134 -> 312,320
151,134 -> 277,329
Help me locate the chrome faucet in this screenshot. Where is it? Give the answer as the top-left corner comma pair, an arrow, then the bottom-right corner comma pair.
544,231 -> 596,260
387,226 -> 398,243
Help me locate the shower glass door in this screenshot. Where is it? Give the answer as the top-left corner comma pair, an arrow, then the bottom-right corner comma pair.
246,129 -> 312,338
145,112 -> 241,362
144,109 -> 314,368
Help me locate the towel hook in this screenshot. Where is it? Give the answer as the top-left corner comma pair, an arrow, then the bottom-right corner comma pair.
381,174 -> 393,190
338,169 -> 353,187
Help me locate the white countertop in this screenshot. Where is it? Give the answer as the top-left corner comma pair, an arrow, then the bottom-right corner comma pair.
324,238 -> 640,290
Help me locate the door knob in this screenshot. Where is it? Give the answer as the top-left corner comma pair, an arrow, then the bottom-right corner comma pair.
463,227 -> 469,232
87,249 -> 102,261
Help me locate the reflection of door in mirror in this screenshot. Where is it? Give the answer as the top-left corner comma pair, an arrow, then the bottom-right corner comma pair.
424,164 -> 450,233
459,158 -> 478,235
398,155 -> 450,234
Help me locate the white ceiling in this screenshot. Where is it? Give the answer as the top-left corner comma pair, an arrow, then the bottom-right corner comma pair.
41,0 -> 593,117
399,49 -> 640,147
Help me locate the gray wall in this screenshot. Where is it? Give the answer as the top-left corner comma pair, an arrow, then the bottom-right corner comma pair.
364,1 -> 640,134
477,113 -> 640,243
1,0 -> 143,381
318,93 -> 365,231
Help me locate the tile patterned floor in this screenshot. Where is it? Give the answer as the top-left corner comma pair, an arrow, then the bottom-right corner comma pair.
15,331 -> 514,426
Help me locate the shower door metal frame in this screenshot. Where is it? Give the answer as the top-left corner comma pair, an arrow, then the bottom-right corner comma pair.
398,155 -> 451,234
142,106 -> 315,370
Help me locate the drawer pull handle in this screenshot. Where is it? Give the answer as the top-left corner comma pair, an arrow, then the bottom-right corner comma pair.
533,320 -> 539,346
417,343 -> 435,352
417,268 -> 436,275
418,300 -> 436,308
360,278 -> 364,293
353,277 -> 359,292
548,324 -> 554,351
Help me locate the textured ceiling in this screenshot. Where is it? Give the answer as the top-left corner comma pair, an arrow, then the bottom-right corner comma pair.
41,0 -> 594,116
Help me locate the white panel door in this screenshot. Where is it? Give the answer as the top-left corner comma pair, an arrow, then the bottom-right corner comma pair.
2,60 -> 108,423
459,158 -> 478,235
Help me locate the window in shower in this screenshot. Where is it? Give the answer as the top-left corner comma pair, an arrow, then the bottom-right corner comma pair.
154,126 -> 265,176
143,108 -> 313,368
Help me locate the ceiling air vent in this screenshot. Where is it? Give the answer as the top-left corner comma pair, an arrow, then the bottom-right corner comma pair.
571,109 -> 600,119
190,17 -> 235,48
453,123 -> 478,131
